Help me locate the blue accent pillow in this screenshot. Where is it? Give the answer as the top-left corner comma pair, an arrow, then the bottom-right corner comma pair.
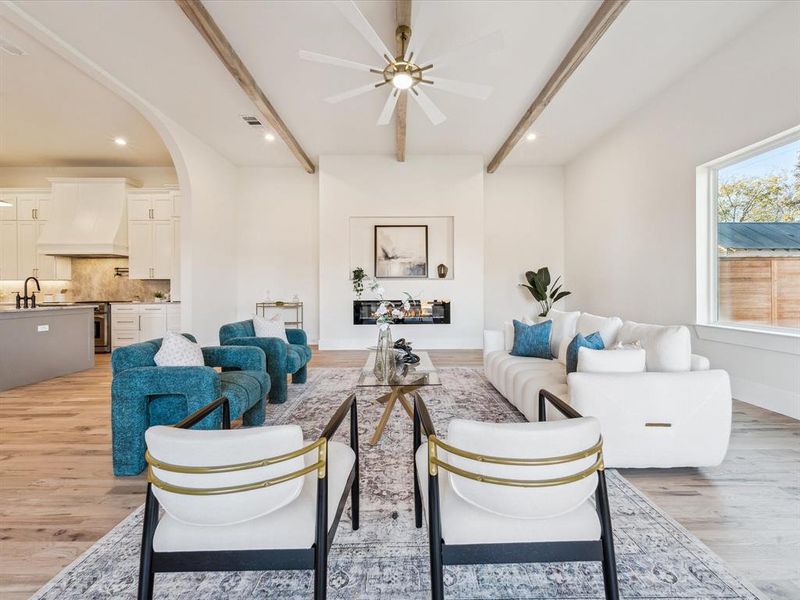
566,332 -> 605,374
510,319 -> 553,359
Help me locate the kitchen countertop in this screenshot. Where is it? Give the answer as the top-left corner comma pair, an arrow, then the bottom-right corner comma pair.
0,305 -> 96,317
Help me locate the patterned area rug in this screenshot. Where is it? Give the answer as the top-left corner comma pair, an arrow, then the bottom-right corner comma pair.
33,367 -> 766,599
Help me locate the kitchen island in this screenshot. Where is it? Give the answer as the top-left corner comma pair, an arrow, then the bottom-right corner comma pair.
0,305 -> 95,392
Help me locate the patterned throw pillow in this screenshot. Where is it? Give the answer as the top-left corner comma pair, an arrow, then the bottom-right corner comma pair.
154,331 -> 204,367
566,331 -> 604,374
253,314 -> 289,343
510,319 -> 552,359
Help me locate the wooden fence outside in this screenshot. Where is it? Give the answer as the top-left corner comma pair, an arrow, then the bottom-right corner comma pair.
719,256 -> 800,328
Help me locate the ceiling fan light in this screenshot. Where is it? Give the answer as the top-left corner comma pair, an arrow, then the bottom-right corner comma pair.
392,71 -> 413,90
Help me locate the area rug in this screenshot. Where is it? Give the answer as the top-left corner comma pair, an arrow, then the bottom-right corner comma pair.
32,367 -> 766,599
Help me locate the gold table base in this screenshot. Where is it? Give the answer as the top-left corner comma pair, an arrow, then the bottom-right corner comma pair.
368,382 -> 424,446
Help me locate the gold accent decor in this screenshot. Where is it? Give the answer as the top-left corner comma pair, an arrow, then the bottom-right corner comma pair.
426,436 -> 604,487
145,437 -> 328,496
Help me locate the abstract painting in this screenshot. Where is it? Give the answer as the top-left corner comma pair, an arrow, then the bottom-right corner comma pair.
374,225 -> 428,278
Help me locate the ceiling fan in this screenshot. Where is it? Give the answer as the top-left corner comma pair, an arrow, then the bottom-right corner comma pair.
299,0 -> 501,126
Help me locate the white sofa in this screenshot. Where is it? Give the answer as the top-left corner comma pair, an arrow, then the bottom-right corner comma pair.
484,312 -> 732,469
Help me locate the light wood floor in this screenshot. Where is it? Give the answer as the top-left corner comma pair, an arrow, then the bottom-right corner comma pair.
0,350 -> 797,599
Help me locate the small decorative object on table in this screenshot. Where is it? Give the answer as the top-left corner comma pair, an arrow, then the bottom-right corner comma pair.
437,263 -> 448,279
394,338 -> 420,364
374,325 -> 395,381
153,291 -> 165,303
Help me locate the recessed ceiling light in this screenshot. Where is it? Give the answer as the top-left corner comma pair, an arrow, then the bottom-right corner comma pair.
264,132 -> 276,142
526,132 -> 537,141
114,137 -> 127,146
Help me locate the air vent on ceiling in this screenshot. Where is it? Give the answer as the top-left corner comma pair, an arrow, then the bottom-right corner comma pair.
241,115 -> 263,127
0,37 -> 27,57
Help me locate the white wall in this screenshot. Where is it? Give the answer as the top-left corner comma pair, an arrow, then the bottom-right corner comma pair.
161,117 -> 239,346
236,167 -> 319,341
484,166 -> 565,330
318,155 -> 484,350
0,166 -> 177,188
564,2 -> 800,417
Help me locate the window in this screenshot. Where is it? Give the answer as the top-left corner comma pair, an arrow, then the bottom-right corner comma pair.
703,133 -> 800,331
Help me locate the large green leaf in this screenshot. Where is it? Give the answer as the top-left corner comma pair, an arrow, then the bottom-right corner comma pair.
552,290 -> 571,303
549,284 -> 562,300
536,267 -> 551,289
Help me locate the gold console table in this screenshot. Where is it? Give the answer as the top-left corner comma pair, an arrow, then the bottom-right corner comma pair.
255,301 -> 304,329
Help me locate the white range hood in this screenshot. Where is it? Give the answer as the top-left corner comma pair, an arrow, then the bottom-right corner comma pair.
38,177 -> 139,257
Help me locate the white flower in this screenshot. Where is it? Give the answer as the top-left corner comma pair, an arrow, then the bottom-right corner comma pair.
402,300 -> 411,311
374,286 -> 385,297
375,303 -> 388,315
392,309 -> 402,318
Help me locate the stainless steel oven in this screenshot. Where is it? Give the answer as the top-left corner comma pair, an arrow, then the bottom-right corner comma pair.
79,302 -> 111,353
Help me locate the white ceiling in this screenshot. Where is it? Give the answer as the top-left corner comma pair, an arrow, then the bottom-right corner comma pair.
2,0 -> 777,169
0,17 -> 173,167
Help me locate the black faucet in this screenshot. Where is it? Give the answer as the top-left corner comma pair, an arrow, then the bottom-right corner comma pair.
18,276 -> 41,309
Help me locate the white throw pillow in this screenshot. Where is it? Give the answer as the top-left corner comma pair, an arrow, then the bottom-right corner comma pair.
546,309 -> 580,360
253,314 -> 289,343
577,312 -> 623,347
154,331 -> 204,367
616,321 -> 691,372
577,347 -> 646,373
503,321 -> 514,352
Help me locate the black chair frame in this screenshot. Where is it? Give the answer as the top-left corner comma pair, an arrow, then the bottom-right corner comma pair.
413,389 -> 619,600
137,393 -> 360,600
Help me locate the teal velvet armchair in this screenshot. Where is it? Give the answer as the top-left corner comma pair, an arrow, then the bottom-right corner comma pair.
110,334 -> 270,476
219,320 -> 312,404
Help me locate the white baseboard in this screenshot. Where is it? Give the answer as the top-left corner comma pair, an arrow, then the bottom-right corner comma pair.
731,375 -> 799,419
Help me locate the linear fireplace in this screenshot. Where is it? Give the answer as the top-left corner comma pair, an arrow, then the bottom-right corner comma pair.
353,300 -> 451,325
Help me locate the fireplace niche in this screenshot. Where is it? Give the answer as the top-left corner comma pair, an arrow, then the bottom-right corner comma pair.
353,300 -> 451,325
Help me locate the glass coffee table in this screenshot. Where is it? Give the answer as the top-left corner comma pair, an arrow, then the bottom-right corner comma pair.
356,351 -> 441,445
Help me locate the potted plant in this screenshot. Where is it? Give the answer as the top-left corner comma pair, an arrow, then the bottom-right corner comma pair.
352,267 -> 367,298
519,267 -> 570,317
154,291 -> 165,303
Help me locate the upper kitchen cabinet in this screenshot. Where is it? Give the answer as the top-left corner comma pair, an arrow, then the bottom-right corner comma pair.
0,189 -> 71,281
16,194 -> 51,221
0,193 -> 17,220
127,189 -> 179,281
128,192 -> 172,221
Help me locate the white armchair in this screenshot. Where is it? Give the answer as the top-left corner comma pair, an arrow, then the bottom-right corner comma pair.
137,395 -> 360,600
412,391 -> 619,600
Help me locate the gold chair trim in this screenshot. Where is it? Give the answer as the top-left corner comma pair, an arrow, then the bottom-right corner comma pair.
427,435 -> 604,486
145,438 -> 328,495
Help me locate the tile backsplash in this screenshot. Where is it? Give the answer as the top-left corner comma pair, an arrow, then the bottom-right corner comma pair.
0,258 -> 170,302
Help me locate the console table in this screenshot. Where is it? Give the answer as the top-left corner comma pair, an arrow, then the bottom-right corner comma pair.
255,301 -> 304,329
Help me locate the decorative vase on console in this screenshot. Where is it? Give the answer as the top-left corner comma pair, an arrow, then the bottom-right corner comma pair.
373,324 -> 396,382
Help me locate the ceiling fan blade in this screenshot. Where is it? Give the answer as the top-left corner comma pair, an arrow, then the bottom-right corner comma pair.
426,77 -> 493,100
325,82 -> 381,104
333,0 -> 392,61
411,87 -> 446,125
299,50 -> 377,73
426,30 -> 504,71
406,1 -> 433,59
377,90 -> 400,125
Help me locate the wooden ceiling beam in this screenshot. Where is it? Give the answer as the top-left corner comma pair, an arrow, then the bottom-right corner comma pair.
486,0 -> 628,174
175,0 -> 315,173
395,0 -> 411,162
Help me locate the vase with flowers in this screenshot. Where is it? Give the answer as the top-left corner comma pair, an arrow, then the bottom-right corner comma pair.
353,267 -> 415,381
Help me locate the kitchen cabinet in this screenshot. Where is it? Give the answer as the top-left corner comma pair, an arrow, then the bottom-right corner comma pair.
128,192 -> 172,221
111,303 -> 180,349
0,190 -> 71,282
16,194 -> 50,221
17,220 -> 71,281
0,194 -> 16,220
127,220 -> 172,279
127,190 -> 175,280
0,221 -> 18,280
